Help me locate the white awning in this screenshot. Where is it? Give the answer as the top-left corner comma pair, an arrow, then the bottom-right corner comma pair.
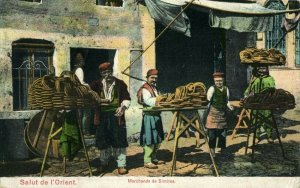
161,0 -> 300,15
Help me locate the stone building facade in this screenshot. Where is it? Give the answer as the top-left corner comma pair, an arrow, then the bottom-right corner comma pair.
256,0 -> 300,112
0,0 -> 155,160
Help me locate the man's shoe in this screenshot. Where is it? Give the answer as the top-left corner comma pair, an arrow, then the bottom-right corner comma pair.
152,160 -> 165,165
267,138 -> 274,144
118,167 -> 128,175
97,164 -> 108,173
144,163 -> 158,169
220,148 -> 232,158
84,134 -> 95,139
195,140 -> 201,148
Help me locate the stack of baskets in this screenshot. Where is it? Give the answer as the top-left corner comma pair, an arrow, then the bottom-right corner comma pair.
28,72 -> 100,110
155,82 -> 208,108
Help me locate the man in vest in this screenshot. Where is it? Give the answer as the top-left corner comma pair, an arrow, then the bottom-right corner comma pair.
137,69 -> 165,169
90,62 -> 131,175
206,72 -> 233,157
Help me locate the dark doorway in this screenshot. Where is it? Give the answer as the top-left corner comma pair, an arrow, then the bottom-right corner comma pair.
155,9 -> 226,93
70,48 -> 116,84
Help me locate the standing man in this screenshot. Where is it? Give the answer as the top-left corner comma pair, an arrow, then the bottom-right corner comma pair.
244,66 -> 275,143
73,51 -> 91,136
137,69 -> 165,169
206,72 -> 233,157
90,62 -> 131,175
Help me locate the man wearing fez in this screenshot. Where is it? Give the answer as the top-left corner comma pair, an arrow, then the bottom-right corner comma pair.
206,72 -> 233,157
90,62 -> 131,175
137,69 -> 165,169
244,66 -> 275,143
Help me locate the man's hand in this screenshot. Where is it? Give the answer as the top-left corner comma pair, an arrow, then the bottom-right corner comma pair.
228,105 -> 234,111
115,106 -> 126,117
100,99 -> 110,104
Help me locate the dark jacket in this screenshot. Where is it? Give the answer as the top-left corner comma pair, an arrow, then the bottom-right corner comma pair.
90,77 -> 131,126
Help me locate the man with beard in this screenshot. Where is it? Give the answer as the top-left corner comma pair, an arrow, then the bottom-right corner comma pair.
244,66 -> 275,143
90,62 -> 131,175
137,69 -> 165,169
206,72 -> 233,157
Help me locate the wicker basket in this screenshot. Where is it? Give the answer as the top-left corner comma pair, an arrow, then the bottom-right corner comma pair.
28,72 -> 101,110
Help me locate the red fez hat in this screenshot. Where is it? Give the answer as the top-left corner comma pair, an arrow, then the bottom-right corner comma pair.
146,69 -> 158,77
213,72 -> 224,78
99,62 -> 112,71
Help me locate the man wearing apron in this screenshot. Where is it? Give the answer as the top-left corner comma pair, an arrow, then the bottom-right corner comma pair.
206,72 -> 233,157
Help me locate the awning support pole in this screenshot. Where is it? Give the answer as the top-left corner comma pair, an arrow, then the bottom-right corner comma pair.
121,0 -> 196,81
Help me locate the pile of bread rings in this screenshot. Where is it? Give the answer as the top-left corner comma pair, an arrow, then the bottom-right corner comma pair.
240,88 -> 295,110
155,82 -> 208,108
240,48 -> 286,65
28,72 -> 100,110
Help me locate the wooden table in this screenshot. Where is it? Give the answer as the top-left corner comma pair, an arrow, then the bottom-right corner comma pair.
35,109 -> 93,177
243,107 -> 285,162
230,101 -> 250,140
143,106 -> 219,176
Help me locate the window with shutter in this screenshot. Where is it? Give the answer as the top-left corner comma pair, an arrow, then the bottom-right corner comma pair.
265,14 -> 286,55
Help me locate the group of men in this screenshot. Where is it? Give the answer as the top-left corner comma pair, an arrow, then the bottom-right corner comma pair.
73,52 -> 276,175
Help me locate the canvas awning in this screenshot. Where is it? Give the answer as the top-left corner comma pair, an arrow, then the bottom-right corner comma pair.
147,0 -> 300,34
162,0 -> 300,15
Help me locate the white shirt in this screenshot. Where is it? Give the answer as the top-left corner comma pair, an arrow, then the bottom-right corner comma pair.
207,86 -> 233,110
102,79 -> 130,109
74,67 -> 88,86
142,87 -> 158,107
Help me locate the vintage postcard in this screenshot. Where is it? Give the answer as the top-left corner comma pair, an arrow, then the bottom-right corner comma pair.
0,0 -> 299,187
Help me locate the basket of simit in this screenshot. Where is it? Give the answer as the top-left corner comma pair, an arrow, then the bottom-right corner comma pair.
240,88 -> 295,110
28,72 -> 101,110
240,48 -> 286,66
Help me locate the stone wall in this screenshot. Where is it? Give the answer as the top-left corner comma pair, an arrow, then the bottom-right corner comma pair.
270,69 -> 300,110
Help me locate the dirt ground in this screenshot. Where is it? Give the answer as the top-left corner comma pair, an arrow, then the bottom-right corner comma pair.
1,110 -> 300,177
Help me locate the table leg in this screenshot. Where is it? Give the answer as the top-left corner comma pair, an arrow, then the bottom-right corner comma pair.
202,131 -> 219,176
251,112 -> 258,162
76,110 -> 92,177
170,113 -> 181,176
40,121 -> 55,177
271,113 -> 285,158
231,109 -> 245,140
63,157 -> 66,174
196,112 -> 219,176
33,110 -> 48,148
194,120 -> 201,147
166,112 -> 177,141
245,110 -> 252,155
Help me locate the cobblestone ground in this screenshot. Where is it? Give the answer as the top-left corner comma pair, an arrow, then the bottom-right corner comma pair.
1,112 -> 299,177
